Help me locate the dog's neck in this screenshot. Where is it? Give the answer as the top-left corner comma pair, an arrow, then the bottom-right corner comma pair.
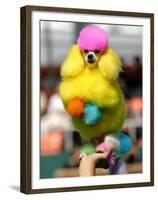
85,61 -> 98,69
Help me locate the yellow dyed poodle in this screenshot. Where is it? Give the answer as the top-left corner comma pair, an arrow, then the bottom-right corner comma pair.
59,26 -> 131,173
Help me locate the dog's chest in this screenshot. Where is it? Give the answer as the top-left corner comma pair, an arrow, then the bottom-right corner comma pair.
71,68 -> 108,97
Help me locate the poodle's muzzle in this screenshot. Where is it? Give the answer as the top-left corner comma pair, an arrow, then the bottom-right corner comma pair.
86,52 -> 97,64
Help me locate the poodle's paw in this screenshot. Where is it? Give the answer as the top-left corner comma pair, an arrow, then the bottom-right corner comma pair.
82,103 -> 101,125
96,142 -> 113,153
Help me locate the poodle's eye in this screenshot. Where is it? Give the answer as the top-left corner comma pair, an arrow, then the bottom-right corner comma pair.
83,49 -> 89,53
94,50 -> 100,54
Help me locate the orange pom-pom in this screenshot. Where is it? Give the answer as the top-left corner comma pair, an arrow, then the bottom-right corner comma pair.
67,97 -> 85,117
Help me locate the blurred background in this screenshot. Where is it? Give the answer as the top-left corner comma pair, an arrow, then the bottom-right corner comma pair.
40,21 -> 142,178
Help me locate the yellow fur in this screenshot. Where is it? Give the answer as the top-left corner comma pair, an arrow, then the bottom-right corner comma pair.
98,48 -> 122,80
61,45 -> 84,77
59,45 -> 125,140
60,68 -> 121,108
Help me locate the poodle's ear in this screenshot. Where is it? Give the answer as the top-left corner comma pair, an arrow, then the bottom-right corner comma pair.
98,48 -> 122,81
61,45 -> 84,78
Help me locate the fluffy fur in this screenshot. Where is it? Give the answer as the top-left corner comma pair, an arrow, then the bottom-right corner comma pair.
59,44 -> 125,140
59,26 -> 131,175
61,45 -> 84,77
82,103 -> 102,125
77,25 -> 108,52
104,133 -> 131,158
67,97 -> 85,117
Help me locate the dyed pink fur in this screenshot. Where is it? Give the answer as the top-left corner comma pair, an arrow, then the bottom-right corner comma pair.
77,25 -> 109,52
96,142 -> 113,153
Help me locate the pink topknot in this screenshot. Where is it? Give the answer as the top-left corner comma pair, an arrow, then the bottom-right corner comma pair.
77,25 -> 109,52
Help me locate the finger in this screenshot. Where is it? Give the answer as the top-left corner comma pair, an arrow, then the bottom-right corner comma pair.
92,151 -> 112,161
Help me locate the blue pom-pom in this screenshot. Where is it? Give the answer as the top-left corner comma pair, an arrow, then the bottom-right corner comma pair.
82,103 -> 101,125
119,133 -> 132,155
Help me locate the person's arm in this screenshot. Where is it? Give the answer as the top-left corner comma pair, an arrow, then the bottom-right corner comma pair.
79,152 -> 110,176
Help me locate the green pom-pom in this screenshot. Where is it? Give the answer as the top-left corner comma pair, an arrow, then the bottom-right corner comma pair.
80,144 -> 95,155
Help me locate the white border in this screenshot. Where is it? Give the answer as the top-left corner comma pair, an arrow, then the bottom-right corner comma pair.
32,10 -> 151,189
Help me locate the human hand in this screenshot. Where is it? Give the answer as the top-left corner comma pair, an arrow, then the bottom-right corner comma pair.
79,151 -> 111,176
96,143 -> 117,167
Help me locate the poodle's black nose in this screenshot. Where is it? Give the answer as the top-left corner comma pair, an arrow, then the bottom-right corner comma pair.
87,54 -> 93,59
